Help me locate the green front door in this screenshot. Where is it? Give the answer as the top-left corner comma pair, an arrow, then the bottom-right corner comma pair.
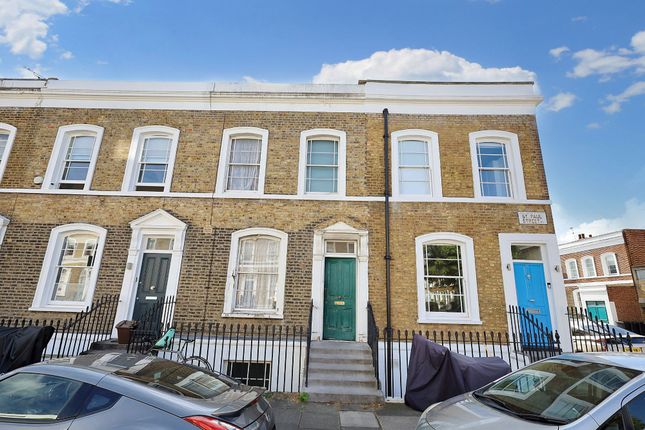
323,257 -> 356,341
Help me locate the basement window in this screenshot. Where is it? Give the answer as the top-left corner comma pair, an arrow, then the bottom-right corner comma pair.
226,361 -> 271,388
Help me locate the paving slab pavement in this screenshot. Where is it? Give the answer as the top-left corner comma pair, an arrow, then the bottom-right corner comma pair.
269,396 -> 421,430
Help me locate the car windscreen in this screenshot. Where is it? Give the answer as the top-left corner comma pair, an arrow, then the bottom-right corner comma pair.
115,359 -> 230,399
477,358 -> 640,424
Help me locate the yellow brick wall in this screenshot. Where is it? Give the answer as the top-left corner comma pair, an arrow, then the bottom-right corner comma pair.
0,107 -> 555,334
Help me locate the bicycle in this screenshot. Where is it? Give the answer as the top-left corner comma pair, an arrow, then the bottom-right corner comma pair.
147,328 -> 214,372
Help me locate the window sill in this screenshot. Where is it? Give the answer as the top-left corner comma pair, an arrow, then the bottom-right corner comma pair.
222,312 -> 283,320
29,305 -> 87,313
417,316 -> 483,325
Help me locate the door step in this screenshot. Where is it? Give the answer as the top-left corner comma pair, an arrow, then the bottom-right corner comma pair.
306,341 -> 383,404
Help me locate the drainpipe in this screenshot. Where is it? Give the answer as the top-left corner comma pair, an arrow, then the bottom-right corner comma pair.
383,108 -> 393,398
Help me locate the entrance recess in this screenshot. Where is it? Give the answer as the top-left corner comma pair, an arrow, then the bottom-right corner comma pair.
132,253 -> 171,321
323,257 -> 356,341
513,261 -> 552,332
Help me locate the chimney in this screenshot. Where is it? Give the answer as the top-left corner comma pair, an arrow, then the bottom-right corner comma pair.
578,233 -> 586,240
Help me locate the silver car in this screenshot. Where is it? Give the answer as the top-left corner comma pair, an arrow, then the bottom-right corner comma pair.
417,353 -> 645,429
0,352 -> 275,429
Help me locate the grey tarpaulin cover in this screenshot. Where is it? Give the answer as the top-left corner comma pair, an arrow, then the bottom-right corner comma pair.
404,333 -> 511,411
0,326 -> 55,373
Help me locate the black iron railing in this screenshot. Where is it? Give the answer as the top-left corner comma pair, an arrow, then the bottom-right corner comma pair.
366,302 -> 380,389
507,305 -> 561,362
0,294 -> 120,359
567,307 -> 633,353
129,320 -> 308,392
304,300 -> 313,387
127,296 -> 176,353
621,321 -> 645,336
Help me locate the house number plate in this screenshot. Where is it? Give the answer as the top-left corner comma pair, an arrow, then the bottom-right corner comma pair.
334,301 -> 345,306
527,308 -> 541,314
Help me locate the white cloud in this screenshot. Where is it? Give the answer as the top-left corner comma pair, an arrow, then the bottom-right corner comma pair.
312,48 -> 536,84
554,198 -> 645,243
545,92 -> 576,111
586,122 -> 600,129
567,30 -> 645,79
603,81 -> 645,113
0,0 -> 68,58
549,46 -> 570,59
568,48 -> 634,78
632,30 -> 645,54
60,50 -> 73,60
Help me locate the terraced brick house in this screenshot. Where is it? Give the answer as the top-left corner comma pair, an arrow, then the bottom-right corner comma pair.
0,78 -> 570,399
560,230 -> 645,324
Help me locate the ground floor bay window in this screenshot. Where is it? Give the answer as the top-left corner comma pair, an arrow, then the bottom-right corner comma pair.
415,232 -> 481,324
31,224 -> 107,312
223,228 -> 288,319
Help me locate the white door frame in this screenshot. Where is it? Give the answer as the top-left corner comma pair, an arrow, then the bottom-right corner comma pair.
498,233 -> 572,351
311,222 -> 368,342
573,286 -> 616,325
114,209 -> 187,327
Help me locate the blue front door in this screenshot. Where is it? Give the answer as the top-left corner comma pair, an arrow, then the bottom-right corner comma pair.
513,262 -> 552,332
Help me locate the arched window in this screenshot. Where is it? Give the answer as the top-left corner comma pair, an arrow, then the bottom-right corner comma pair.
415,232 -> 480,324
215,127 -> 269,195
43,125 -> 104,190
0,123 -> 17,183
32,224 -> 107,311
581,256 -> 597,278
298,129 -> 346,196
565,258 -> 579,279
469,130 -> 526,200
223,228 -> 288,318
391,129 -> 442,198
601,253 -> 619,276
122,126 -> 180,192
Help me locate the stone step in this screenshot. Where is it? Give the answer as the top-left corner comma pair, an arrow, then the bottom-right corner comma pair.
306,384 -> 384,404
307,372 -> 377,389
308,347 -> 373,358
310,341 -> 372,352
308,353 -> 373,365
308,361 -> 376,374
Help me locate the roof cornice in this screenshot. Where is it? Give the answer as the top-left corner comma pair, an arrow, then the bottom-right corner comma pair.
0,79 -> 542,115
559,231 -> 624,254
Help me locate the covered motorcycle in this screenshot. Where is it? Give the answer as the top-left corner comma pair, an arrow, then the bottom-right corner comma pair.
0,326 -> 55,373
405,333 -> 511,411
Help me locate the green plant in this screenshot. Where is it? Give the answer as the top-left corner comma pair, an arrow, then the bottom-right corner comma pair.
298,392 -> 309,402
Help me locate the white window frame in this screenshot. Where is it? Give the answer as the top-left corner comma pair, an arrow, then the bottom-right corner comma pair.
600,252 -> 620,276
223,228 -> 288,319
122,126 -> 180,193
297,129 -> 346,197
581,256 -> 597,278
215,127 -> 269,196
42,124 -> 104,191
0,214 -> 8,246
31,223 -> 107,312
469,130 -> 527,201
566,258 -> 579,279
391,129 -> 442,199
0,123 -> 17,183
415,232 -> 481,324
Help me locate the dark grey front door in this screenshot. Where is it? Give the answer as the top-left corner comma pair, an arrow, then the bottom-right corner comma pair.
132,253 -> 171,321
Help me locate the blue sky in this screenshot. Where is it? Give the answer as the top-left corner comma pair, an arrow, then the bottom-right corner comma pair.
1,0 -> 644,241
